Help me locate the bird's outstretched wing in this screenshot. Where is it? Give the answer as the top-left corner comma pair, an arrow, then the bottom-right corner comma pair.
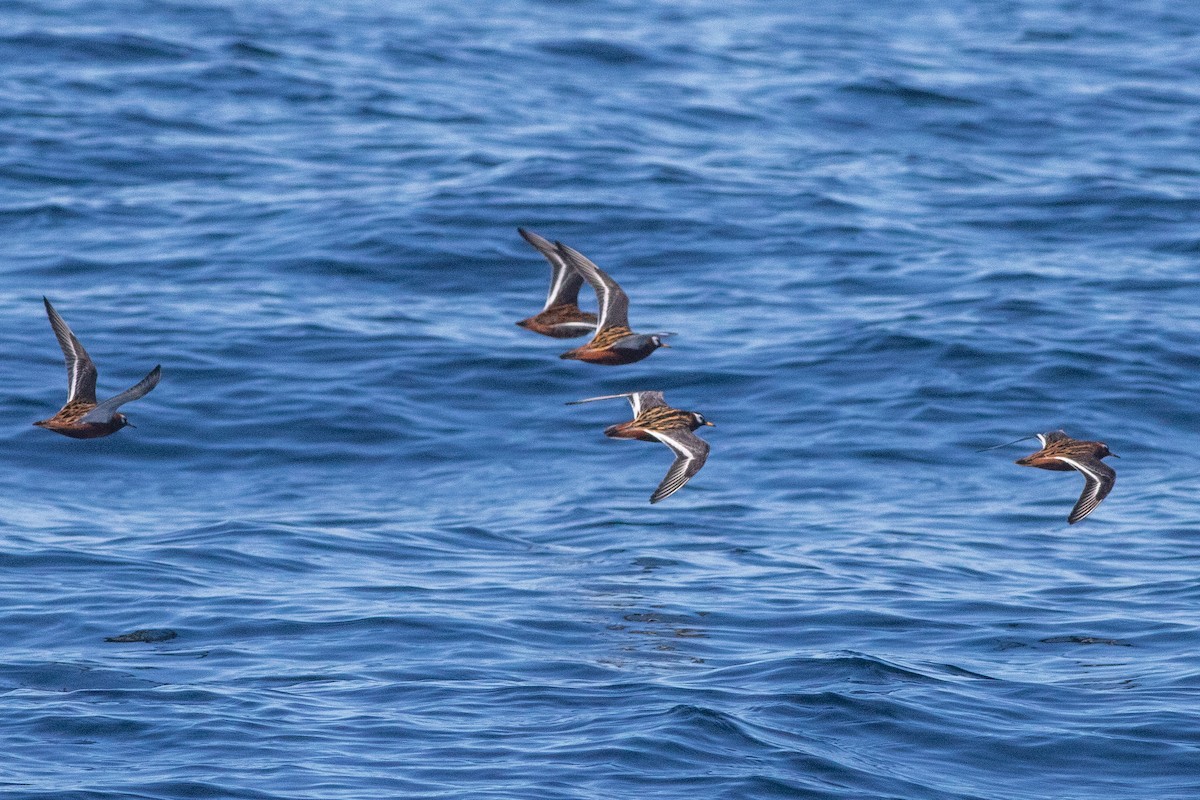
555,242 -> 629,330
567,391 -> 667,417
518,228 -> 587,310
1037,430 -> 1070,447
43,298 -> 98,404
1054,455 -> 1116,524
645,428 -> 710,504
79,366 -> 161,424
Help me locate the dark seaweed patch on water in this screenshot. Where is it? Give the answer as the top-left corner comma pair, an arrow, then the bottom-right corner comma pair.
538,39 -> 658,66
0,31 -> 199,63
1040,636 -> 1132,647
839,78 -> 981,107
105,629 -> 178,643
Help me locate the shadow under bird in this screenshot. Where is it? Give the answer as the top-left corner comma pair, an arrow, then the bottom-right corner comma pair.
988,430 -> 1117,524
554,241 -> 670,365
35,297 -> 161,439
568,391 -> 713,503
514,228 -> 598,338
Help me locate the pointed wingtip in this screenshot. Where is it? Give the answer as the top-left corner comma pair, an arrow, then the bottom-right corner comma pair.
649,484 -> 674,504
977,434 -> 1037,453
518,227 -> 546,246
553,240 -> 578,261
1067,504 -> 1094,525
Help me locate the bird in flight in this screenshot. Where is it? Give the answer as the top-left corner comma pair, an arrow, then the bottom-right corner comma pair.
34,297 -> 160,439
568,391 -> 712,503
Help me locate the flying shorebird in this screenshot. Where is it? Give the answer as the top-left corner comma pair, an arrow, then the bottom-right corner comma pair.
34,297 -> 161,439
568,391 -> 713,503
1011,430 -> 1118,524
554,242 -> 670,365
514,228 -> 598,338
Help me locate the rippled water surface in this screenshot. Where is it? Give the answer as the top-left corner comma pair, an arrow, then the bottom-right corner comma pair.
2,1 -> 1200,797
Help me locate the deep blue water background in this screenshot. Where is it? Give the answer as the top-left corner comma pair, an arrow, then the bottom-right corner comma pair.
2,1 -> 1200,797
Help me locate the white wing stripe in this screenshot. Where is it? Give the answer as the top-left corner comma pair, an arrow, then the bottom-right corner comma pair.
45,299 -> 97,404
645,429 -> 709,503
541,253 -> 570,311
651,455 -> 697,503
557,243 -> 619,329
1053,455 -> 1108,522
68,339 -> 84,401
593,272 -> 612,329
1053,456 -> 1099,486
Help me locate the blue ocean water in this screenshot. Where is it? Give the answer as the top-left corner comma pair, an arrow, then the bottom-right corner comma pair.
2,0 -> 1199,797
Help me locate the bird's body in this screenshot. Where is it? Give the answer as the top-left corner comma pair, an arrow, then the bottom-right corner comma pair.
553,241 -> 669,365
568,391 -> 712,503
1015,430 -> 1117,524
517,302 -> 597,339
514,228 -> 597,338
603,402 -> 707,442
35,399 -> 126,439
35,298 -> 160,439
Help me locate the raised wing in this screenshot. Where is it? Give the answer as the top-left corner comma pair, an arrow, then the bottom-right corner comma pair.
43,297 -> 98,404
561,391 -> 667,417
1054,455 -> 1116,524
555,241 -> 629,330
645,428 -> 710,504
518,228 -> 586,310
79,365 -> 161,424
1037,430 -> 1070,448
629,391 -> 667,417
976,434 -> 1038,453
